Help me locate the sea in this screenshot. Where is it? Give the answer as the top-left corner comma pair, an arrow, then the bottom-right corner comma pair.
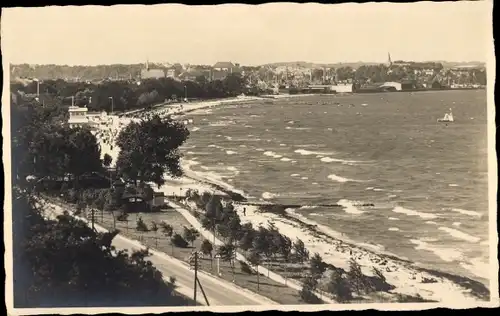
180,90 -> 490,285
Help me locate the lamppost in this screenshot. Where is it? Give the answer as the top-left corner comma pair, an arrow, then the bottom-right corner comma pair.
33,78 -> 40,102
109,97 -> 114,114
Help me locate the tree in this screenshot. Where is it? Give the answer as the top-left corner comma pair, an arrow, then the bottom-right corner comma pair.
299,275 -> 322,304
310,253 -> 327,279
115,115 -> 190,187
347,259 -> 371,295
201,239 -> 214,268
238,222 -> 255,252
292,238 -> 309,264
103,153 -> 113,167
327,269 -> 353,302
218,243 -> 236,281
183,226 -> 200,247
247,249 -> 262,291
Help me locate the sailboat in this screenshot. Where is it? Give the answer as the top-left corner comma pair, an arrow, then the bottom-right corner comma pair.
437,108 -> 454,123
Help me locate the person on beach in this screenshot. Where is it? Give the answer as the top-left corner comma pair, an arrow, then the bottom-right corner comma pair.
243,207 -> 246,216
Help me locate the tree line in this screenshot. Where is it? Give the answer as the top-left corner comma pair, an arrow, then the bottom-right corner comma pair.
180,190 -> 399,304
11,73 -> 249,114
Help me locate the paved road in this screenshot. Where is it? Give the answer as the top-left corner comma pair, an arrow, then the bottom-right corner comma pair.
43,202 -> 279,307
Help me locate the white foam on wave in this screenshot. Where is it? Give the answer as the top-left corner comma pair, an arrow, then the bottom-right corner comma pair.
452,222 -> 461,227
438,227 -> 481,243
366,187 -> 374,190
388,217 -> 399,221
388,194 -> 397,198
255,148 -> 265,152
410,239 -> 464,262
226,150 -> 237,155
226,166 -> 238,172
290,173 -> 300,177
451,208 -> 482,218
225,136 -> 233,140
191,127 -> 200,132
337,199 -> 366,215
239,144 -> 247,148
327,174 -> 358,183
426,221 -> 438,225
388,227 -> 400,231
449,184 -> 459,187
299,205 -> 318,210
262,192 -> 278,200
263,151 -> 282,159
392,206 -> 438,220
279,143 -> 287,147
294,149 -> 331,156
373,188 -> 384,192
286,126 -> 311,130
320,156 -> 362,165
280,157 -> 292,162
301,177 -> 309,180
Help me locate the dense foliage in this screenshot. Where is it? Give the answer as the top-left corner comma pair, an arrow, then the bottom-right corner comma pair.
11,104 -> 104,190
12,189 -> 192,307
12,74 -> 249,114
115,114 -> 190,187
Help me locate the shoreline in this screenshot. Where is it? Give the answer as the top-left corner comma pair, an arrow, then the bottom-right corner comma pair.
95,93 -> 490,304
163,167 -> 490,304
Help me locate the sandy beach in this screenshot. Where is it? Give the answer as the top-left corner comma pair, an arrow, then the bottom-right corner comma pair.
93,95 -> 490,305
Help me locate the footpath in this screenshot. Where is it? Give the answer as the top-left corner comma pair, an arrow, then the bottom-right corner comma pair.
41,199 -> 279,307
166,200 -> 337,304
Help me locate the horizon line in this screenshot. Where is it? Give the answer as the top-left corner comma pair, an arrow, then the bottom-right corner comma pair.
10,60 -> 487,68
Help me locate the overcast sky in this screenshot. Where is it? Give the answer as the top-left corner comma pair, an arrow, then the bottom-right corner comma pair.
1,2 -> 493,66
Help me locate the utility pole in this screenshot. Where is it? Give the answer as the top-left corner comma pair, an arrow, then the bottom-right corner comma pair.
189,251 -> 210,306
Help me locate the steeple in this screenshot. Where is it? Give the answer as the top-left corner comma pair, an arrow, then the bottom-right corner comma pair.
388,52 -> 392,67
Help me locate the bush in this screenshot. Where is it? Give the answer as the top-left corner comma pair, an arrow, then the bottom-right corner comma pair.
136,217 -> 149,232
117,212 -> 129,222
326,270 -> 353,302
183,226 -> 200,247
171,233 -> 189,248
150,221 -> 158,232
160,221 -> 174,237
299,276 -> 322,304
310,253 -> 327,279
200,239 -> 213,258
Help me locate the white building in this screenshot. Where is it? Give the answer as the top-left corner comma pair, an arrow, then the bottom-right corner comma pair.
331,84 -> 353,93
68,106 -> 89,128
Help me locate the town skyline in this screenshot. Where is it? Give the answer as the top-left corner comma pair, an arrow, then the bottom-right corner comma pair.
2,2 -> 492,66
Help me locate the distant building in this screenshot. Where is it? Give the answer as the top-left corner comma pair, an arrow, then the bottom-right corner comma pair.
68,106 -> 89,129
140,60 -> 165,79
166,69 -> 176,78
213,61 -> 235,72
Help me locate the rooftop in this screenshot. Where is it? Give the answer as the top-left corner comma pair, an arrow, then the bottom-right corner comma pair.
213,61 -> 235,69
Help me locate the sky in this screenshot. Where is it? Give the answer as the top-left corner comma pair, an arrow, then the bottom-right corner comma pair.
1,2 -> 493,66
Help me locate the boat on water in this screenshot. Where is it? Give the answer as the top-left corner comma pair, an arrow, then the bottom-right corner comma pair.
437,108 -> 454,122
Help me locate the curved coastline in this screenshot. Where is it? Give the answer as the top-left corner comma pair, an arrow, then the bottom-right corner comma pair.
178,163 -> 490,301
97,93 -> 490,303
